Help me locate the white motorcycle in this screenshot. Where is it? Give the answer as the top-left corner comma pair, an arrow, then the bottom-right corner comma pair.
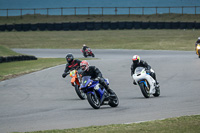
132,67 -> 160,98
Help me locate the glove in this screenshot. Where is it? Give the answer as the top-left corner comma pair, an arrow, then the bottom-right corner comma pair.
62,72 -> 68,78
77,69 -> 83,75
94,77 -> 100,81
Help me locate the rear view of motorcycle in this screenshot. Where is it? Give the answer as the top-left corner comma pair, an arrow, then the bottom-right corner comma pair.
80,48 -> 95,58
80,76 -> 119,109
132,67 -> 160,98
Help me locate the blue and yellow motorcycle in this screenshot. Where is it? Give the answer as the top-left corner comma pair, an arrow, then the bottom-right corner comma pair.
80,76 -> 119,109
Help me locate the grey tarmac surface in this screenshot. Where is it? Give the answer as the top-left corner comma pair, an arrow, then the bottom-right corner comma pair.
0,49 -> 200,133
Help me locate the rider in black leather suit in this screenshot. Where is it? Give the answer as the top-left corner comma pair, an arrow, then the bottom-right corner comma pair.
131,55 -> 158,86
80,60 -> 113,94
62,53 -> 81,78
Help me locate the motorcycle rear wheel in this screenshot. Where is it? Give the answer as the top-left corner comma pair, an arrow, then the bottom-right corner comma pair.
83,52 -> 87,58
153,87 -> 160,97
108,90 -> 119,107
139,82 -> 150,98
75,85 -> 86,100
87,93 -> 100,109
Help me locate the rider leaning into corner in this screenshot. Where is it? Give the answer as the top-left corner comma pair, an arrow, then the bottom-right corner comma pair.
82,44 -> 89,55
62,53 -> 82,78
80,60 -> 114,95
131,55 -> 159,87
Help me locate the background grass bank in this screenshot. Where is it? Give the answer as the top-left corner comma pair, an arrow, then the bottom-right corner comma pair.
1,14 -> 200,25
0,29 -> 199,51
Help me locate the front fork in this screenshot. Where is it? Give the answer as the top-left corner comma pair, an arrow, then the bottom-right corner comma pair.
139,79 -> 156,94
139,80 -> 150,91
90,88 -> 107,105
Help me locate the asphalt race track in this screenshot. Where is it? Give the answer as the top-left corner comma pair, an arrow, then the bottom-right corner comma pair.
1,49 -> 200,133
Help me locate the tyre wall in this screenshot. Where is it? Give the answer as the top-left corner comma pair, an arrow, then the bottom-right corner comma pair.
1,21 -> 200,31
0,55 -> 37,63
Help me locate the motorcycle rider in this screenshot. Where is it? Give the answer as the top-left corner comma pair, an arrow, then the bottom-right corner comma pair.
131,55 -> 159,87
62,53 -> 82,78
80,60 -> 113,94
82,44 -> 89,56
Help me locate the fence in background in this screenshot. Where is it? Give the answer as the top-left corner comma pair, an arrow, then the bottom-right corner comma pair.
0,6 -> 200,17
0,21 -> 200,31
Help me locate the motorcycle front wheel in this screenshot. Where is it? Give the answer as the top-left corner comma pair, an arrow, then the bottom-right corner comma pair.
197,50 -> 200,58
87,93 -> 100,109
139,82 -> 150,98
75,85 -> 86,100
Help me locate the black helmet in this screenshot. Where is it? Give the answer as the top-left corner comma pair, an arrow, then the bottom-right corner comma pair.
66,53 -> 74,63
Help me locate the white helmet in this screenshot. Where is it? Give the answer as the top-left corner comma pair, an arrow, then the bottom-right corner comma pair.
198,37 -> 200,40
80,60 -> 89,71
132,55 -> 140,64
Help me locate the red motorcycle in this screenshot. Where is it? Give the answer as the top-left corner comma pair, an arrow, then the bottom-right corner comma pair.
80,48 -> 95,58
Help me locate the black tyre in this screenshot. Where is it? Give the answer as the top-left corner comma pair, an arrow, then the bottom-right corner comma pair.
153,87 -> 160,97
92,53 -> 95,57
139,82 -> 150,98
83,53 -> 87,58
108,90 -> 119,107
87,93 -> 100,109
75,85 -> 86,100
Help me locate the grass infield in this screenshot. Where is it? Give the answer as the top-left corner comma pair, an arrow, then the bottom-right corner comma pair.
0,29 -> 199,51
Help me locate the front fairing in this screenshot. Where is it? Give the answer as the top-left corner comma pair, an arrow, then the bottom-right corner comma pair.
70,70 -> 76,77
81,76 -> 92,88
133,67 -> 146,81
80,76 -> 105,99
80,76 -> 98,90
133,67 -> 156,94
69,69 -> 81,86
196,44 -> 200,55
197,44 -> 200,50
134,67 -> 145,75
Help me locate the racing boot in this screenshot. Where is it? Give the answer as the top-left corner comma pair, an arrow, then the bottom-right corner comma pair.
101,81 -> 114,96
133,80 -> 137,85
155,80 -> 159,88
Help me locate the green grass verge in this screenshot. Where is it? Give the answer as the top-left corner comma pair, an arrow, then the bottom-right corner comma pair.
0,30 -> 199,51
0,45 -> 22,56
0,57 -> 96,81
0,58 -> 66,81
1,14 -> 200,25
12,115 -> 200,133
